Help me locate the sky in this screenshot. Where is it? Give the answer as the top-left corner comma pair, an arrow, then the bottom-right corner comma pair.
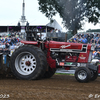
0,0 -> 100,32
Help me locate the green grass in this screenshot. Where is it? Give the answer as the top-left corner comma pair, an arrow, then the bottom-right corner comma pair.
55,73 -> 74,76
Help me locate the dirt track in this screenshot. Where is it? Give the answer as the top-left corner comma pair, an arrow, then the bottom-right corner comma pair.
0,75 -> 100,100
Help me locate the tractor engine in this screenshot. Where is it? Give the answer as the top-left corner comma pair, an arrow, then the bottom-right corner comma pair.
46,41 -> 94,69
51,52 -> 79,62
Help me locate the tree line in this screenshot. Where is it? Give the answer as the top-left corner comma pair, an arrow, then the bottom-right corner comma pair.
38,0 -> 100,34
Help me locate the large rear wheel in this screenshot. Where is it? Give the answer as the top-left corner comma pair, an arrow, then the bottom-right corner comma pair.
43,67 -> 56,78
10,45 -> 47,80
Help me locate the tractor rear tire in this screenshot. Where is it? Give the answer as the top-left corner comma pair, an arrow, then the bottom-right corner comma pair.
75,67 -> 91,83
10,45 -> 47,80
43,67 -> 56,78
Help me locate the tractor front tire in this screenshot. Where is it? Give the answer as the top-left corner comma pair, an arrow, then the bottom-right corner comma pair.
10,45 -> 47,80
75,67 -> 91,83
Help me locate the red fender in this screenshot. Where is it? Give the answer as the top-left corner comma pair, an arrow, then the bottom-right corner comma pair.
21,40 -> 38,45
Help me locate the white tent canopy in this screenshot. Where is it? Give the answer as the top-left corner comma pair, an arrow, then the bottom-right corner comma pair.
46,19 -> 62,31
0,19 -> 62,31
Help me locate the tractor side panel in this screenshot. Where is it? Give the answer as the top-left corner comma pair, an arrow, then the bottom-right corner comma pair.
77,52 -> 90,63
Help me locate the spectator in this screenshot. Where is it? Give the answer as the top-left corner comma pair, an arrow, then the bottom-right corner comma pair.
82,37 -> 87,44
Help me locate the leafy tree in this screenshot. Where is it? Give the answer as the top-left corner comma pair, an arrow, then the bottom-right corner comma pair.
86,0 -> 100,24
38,0 -> 100,34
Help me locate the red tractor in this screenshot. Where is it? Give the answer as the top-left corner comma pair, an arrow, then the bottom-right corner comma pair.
10,28 -> 99,82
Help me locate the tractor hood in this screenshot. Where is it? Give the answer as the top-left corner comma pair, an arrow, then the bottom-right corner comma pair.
48,41 -> 92,53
